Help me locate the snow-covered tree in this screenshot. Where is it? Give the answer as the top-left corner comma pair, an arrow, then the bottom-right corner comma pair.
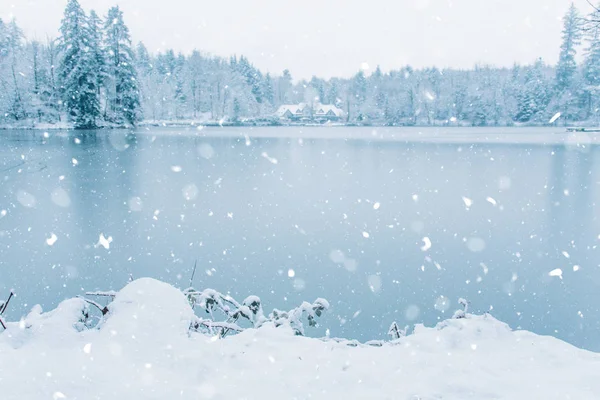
103,6 -> 141,125
0,19 -> 28,121
556,3 -> 583,91
583,4 -> 600,120
58,0 -> 101,128
88,11 -> 106,92
515,60 -> 551,123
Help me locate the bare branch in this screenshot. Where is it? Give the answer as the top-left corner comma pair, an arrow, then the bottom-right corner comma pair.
189,259 -> 197,288
0,291 -> 14,315
80,297 -> 109,315
85,291 -> 117,298
191,319 -> 244,334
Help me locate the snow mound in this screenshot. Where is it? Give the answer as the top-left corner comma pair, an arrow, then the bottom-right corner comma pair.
102,278 -> 195,341
2,298 -> 88,350
0,279 -> 599,399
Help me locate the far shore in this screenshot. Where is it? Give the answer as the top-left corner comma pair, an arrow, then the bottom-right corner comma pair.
0,119 -> 592,131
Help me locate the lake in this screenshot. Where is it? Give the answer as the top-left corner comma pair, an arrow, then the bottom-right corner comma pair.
1,126 -> 599,350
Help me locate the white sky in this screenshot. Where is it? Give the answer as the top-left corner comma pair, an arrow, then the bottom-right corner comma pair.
1,0 -> 591,80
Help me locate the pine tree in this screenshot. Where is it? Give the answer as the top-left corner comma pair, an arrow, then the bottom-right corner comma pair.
262,73 -> 274,106
88,11 -> 106,91
278,69 -> 293,104
135,42 -> 152,75
583,4 -> 600,119
104,6 -> 141,125
556,3 -> 582,91
515,60 -> 550,122
58,0 -> 101,128
2,19 -> 27,121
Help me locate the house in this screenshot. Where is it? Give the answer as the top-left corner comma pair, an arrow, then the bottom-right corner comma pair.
276,103 -> 344,123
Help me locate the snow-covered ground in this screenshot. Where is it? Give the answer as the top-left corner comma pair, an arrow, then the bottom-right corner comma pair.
0,278 -> 598,399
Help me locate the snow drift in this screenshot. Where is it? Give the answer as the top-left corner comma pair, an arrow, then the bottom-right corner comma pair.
0,278 -> 598,399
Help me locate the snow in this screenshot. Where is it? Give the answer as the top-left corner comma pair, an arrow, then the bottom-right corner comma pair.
0,278 -> 599,399
420,236 -> 432,251
45,233 -> 58,246
95,233 -> 113,250
549,268 -> 564,279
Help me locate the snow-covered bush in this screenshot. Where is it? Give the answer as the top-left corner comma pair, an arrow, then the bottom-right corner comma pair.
453,298 -> 470,319
387,321 -> 409,340
184,286 -> 329,337
270,298 -> 330,336
23,279 -> 329,340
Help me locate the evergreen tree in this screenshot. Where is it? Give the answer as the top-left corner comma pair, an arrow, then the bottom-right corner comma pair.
104,6 -> 141,125
262,73 -> 274,105
135,42 -> 152,75
5,19 -> 26,120
583,4 -> 600,120
327,79 -> 339,105
58,0 -> 101,128
556,3 -> 582,91
88,11 -> 106,90
515,61 -> 550,122
278,69 -> 293,104
352,70 -> 367,103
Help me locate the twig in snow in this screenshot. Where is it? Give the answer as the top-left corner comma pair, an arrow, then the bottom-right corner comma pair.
80,297 -> 109,316
189,259 -> 197,288
0,291 -> 14,330
85,291 -> 117,298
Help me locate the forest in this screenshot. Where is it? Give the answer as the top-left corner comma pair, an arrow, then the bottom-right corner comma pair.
0,2 -> 595,128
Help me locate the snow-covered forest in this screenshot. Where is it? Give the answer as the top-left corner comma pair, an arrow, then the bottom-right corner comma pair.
0,2 -> 597,128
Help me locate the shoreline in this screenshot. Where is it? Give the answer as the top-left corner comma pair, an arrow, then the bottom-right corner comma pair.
0,120 -> 587,131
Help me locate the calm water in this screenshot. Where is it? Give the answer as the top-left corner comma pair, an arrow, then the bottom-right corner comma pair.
1,126 -> 599,349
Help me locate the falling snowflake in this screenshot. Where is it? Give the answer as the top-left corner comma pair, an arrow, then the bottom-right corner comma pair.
420,237 -> 432,251
261,152 -> 278,164
95,233 -> 113,250
462,196 -> 473,208
486,197 -> 497,206
549,268 -> 563,279
46,233 -> 58,246
549,112 -> 561,124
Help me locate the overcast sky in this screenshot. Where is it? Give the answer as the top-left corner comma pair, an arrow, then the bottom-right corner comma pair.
1,0 -> 590,80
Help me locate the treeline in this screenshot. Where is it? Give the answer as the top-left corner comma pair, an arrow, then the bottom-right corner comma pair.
0,2 -> 597,128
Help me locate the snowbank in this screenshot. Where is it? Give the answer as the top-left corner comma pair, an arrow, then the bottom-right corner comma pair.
0,278 -> 598,399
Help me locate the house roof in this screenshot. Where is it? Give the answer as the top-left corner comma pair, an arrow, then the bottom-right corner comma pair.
315,105 -> 344,117
276,104 -> 303,117
276,103 -> 344,118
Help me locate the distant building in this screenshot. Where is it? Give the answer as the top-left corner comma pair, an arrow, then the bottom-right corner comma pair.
276,103 -> 344,123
